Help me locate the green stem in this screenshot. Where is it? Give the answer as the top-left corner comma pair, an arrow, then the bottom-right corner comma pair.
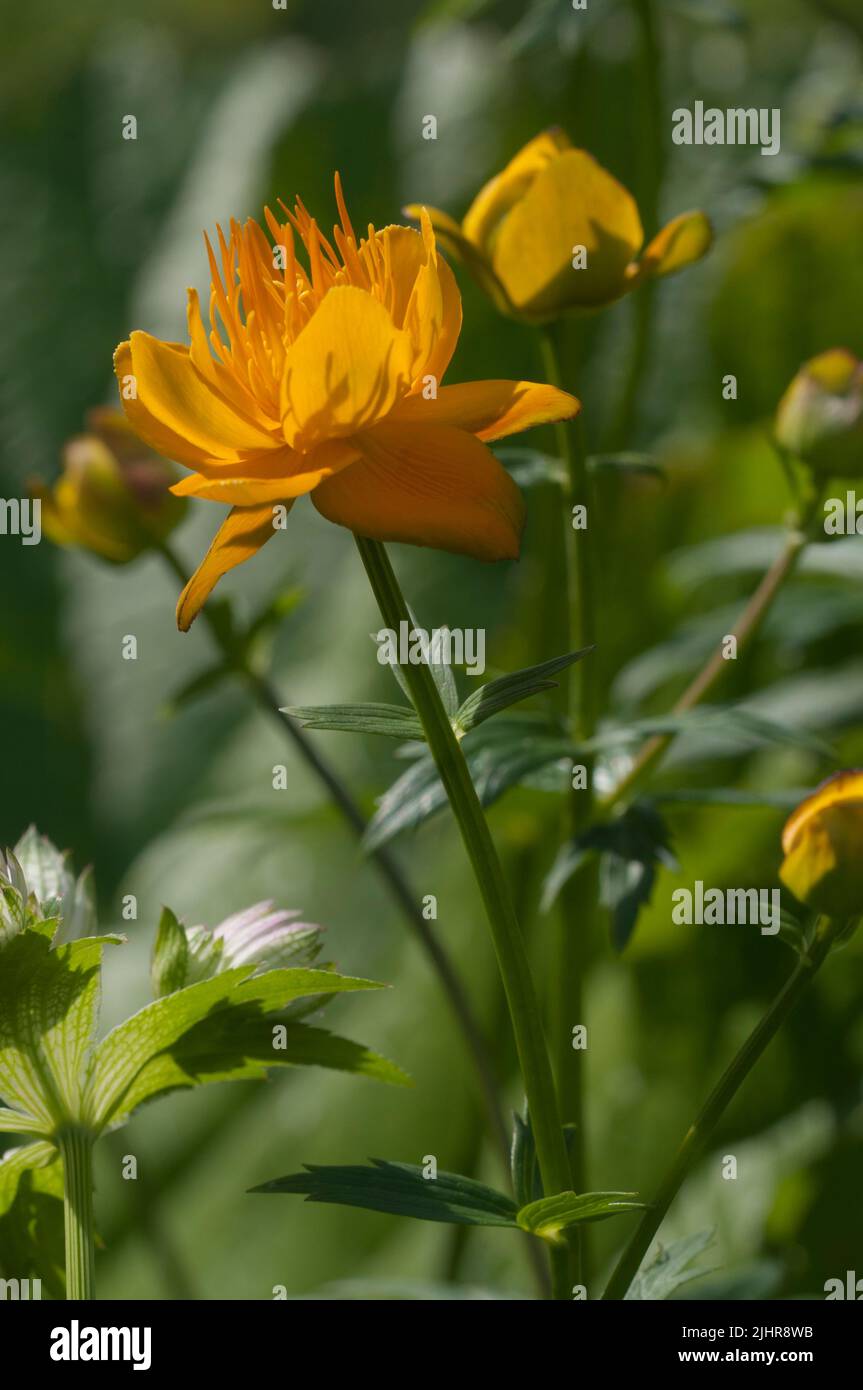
354,534 -> 573,1299
539,322 -> 598,1289
601,491 -> 821,815
158,543 -> 510,1174
603,914 -> 841,1299
59,1126 -> 96,1300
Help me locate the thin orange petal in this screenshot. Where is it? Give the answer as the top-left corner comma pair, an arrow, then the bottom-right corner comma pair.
390,380 -> 580,441
176,502 -> 290,631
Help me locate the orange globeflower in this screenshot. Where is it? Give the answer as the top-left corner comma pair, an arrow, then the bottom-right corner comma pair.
406,129 -> 712,322
113,176 -> 580,630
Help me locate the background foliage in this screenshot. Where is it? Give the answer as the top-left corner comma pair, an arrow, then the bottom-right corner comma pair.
2,0 -> 863,1298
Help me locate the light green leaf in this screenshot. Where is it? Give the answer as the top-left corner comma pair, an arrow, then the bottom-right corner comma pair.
84,967 -> 386,1130
0,929 -> 120,1131
282,702 -> 425,741
252,1158 -> 518,1226
151,906 -> 189,998
517,1190 -> 644,1242
0,1107 -> 46,1135
0,1141 -> 57,1218
625,1229 -> 716,1301
494,447 -> 566,489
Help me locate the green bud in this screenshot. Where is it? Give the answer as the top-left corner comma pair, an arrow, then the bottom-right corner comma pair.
775,349 -> 863,478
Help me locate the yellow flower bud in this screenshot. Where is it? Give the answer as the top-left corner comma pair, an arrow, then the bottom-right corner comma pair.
775,349 -> 863,478
779,771 -> 863,920
31,409 -> 187,564
406,129 -> 712,322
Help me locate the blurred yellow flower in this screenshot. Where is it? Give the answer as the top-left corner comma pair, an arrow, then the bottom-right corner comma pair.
406,129 -> 712,322
31,409 -> 186,564
775,349 -> 863,478
779,772 -> 863,920
113,175 -> 580,630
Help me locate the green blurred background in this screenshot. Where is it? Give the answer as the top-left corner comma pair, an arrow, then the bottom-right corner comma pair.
2,0 -> 863,1298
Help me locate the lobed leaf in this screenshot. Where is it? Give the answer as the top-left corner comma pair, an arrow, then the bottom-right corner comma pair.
251,1158 -> 518,1227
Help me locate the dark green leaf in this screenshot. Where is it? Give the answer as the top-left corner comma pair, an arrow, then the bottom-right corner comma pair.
455,648 -> 592,733
282,703 -> 425,741
510,1112 -> 542,1208
251,1158 -> 518,1227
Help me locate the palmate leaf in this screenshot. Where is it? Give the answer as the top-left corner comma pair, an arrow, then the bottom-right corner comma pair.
251,1159 -> 520,1227
0,929 -> 121,1133
0,1140 -> 57,1218
517,1191 -> 644,1242
0,1152 -> 65,1295
83,967 -> 390,1131
253,1158 -> 643,1242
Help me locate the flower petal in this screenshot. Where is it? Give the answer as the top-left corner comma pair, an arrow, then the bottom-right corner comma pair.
382,221 -> 462,385
118,332 -> 278,466
630,210 -> 712,283
403,206 -> 514,317
390,380 -> 580,441
176,502 -> 288,631
170,440 -> 359,505
491,149 -> 643,317
311,420 -> 525,561
280,286 -> 413,451
781,770 -> 863,853
461,128 -> 572,250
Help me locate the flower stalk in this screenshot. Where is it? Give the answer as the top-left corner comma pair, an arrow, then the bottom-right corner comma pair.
59,1126 -> 97,1301
157,541 -> 510,1171
539,322 -> 599,1287
602,913 -> 841,1300
354,533 -> 573,1298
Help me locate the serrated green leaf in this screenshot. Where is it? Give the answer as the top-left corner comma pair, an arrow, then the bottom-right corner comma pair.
0,1153 -> 66,1294
282,702 -> 425,741
625,1229 -> 716,1301
517,1190 -> 644,1242
251,1158 -> 518,1226
151,906 -> 189,998
0,1107 -> 46,1135
84,967 -> 386,1130
0,1141 -> 57,1218
0,930 -> 120,1131
455,648 -> 592,734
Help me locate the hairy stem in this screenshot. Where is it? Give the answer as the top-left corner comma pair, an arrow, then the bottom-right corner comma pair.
603,915 -> 841,1299
355,534 -> 573,1299
59,1126 -> 96,1300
